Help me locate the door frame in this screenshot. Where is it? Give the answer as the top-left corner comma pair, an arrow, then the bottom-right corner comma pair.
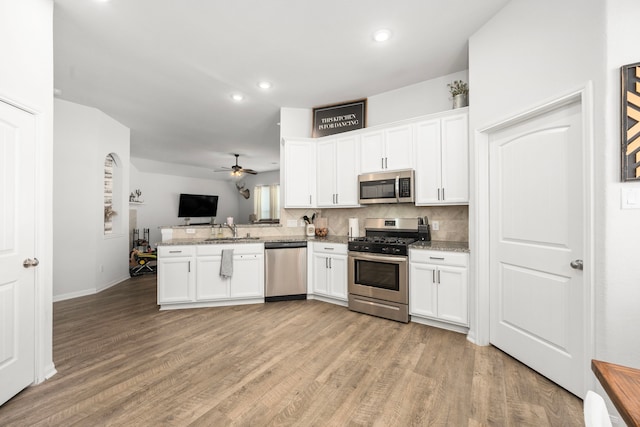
470,84 -> 595,396
0,94 -> 56,385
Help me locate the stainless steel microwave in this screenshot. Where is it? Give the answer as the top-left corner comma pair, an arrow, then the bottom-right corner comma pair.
358,169 -> 415,204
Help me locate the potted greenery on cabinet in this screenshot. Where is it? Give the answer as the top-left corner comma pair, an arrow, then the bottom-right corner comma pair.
447,80 -> 469,109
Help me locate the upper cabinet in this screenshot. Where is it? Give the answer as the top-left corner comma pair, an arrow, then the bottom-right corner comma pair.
316,135 -> 360,208
283,138 -> 316,208
415,110 -> 468,205
360,124 -> 414,173
282,108 -> 468,209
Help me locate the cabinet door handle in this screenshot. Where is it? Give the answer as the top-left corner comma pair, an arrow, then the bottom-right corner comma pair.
432,270 -> 435,283
188,261 -> 191,272
329,258 -> 332,269
442,188 -> 445,200
309,195 -> 312,204
437,270 -> 441,284
169,250 -> 182,253
429,256 -> 445,260
437,188 -> 440,201
325,257 -> 328,268
324,247 -> 334,250
385,157 -> 388,169
335,193 -> 338,204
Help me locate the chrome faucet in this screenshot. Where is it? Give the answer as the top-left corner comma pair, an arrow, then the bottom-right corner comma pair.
226,223 -> 238,238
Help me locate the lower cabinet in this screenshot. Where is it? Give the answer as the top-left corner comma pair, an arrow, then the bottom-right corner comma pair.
158,243 -> 264,309
310,242 -> 348,302
409,249 -> 469,328
157,246 -> 196,304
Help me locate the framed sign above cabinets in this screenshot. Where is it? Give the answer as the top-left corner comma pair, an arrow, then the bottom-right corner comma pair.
312,99 -> 366,138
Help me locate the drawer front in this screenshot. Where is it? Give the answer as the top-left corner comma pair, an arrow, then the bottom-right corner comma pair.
158,246 -> 196,257
409,249 -> 468,267
197,243 -> 264,256
313,242 -> 347,255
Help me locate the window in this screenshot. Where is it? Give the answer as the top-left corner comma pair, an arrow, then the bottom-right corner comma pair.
253,184 -> 280,221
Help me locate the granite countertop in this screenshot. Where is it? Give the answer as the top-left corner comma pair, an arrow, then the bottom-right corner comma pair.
158,236 -> 467,252
158,235 -> 351,246
409,240 -> 469,253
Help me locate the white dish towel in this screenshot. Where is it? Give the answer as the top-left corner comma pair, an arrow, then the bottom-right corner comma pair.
220,249 -> 233,278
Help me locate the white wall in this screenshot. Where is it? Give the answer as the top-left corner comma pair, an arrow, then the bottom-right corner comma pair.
603,0 -> 640,365
53,99 -> 131,301
367,70 -> 468,126
0,0 -> 55,381
129,160 -> 242,246
469,0 -> 640,414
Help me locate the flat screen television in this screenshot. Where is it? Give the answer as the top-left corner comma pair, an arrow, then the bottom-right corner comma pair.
178,193 -> 218,218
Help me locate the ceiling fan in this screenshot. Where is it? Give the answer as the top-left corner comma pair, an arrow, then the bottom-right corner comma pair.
216,154 -> 258,176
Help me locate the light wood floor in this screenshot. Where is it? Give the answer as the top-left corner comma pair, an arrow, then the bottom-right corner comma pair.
0,275 -> 583,426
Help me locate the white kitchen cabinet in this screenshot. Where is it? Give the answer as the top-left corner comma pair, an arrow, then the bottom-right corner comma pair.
229,251 -> 264,298
157,246 -> 196,304
196,243 -> 264,301
310,242 -> 348,302
409,249 -> 468,327
415,110 -> 468,205
283,138 -> 316,208
159,243 -> 264,309
360,124 -> 414,173
316,135 -> 360,207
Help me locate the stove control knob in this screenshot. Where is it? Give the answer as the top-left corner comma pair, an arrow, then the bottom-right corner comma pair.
393,248 -> 401,254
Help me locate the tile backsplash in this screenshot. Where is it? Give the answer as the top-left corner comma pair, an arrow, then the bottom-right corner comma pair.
283,204 -> 468,242
166,205 -> 468,242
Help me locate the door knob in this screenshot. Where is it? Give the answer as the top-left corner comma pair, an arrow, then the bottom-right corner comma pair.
570,259 -> 583,270
23,258 -> 39,268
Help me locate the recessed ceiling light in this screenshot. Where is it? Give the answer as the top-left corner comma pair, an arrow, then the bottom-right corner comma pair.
231,93 -> 244,101
373,29 -> 392,42
258,81 -> 272,90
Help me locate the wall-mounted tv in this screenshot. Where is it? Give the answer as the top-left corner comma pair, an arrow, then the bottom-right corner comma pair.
178,193 -> 219,218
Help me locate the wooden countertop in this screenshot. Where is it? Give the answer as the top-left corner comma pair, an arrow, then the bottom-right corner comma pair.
592,359 -> 640,427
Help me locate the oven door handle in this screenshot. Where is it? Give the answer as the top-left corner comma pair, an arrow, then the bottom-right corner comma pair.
348,252 -> 407,263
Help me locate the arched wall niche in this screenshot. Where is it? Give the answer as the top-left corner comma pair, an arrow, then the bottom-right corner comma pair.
104,152 -> 123,235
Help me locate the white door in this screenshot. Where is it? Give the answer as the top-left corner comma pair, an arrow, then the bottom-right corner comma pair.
414,119 -> 442,204
316,139 -> 336,207
440,113 -> 469,203
384,124 -> 414,170
489,100 -> 585,396
229,254 -> 263,298
196,256 -> 229,300
328,254 -> 348,300
334,135 -> 359,206
0,101 -> 36,406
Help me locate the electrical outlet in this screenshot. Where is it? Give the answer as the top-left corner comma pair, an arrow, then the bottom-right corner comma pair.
186,228 -> 196,234
286,219 -> 298,227
432,221 -> 440,231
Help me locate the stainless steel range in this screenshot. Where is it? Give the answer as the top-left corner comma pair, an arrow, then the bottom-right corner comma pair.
347,218 -> 423,323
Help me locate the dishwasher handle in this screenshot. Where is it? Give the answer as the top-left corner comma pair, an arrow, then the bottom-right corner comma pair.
264,241 -> 308,249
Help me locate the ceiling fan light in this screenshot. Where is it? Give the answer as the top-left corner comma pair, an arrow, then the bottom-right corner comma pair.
231,93 -> 244,101
258,81 -> 272,90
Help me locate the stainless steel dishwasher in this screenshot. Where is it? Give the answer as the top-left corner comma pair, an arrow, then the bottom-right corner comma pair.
264,241 -> 307,302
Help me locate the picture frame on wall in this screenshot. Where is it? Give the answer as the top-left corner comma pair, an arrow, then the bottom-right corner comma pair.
312,99 -> 367,138
621,61 -> 640,181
